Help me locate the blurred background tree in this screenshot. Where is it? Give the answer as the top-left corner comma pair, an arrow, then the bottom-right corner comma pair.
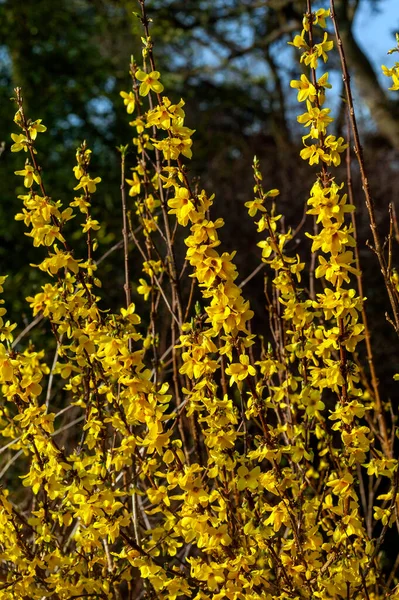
0,0 -> 399,380
0,0 -> 141,319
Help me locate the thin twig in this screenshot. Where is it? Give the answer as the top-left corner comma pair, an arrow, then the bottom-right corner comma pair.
0,449 -> 24,480
345,111 -> 390,456
46,335 -> 63,408
239,262 -> 266,289
120,148 -> 132,311
12,314 -> 44,348
330,0 -> 399,334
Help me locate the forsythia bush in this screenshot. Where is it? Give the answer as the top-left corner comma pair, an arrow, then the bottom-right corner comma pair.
2,1 -> 399,598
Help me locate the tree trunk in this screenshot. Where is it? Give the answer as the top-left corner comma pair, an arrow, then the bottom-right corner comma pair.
335,0 -> 399,150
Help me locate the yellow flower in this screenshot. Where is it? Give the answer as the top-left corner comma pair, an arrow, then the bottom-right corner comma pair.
317,72 -> 332,105
264,502 -> 288,532
28,119 -> 47,139
0,344 -> 14,382
137,278 -> 152,301
147,485 -> 170,506
153,136 -> 193,160
314,32 -> 334,63
307,181 -> 354,227
236,465 -> 261,491
326,471 -> 354,497
300,141 -> 329,165
82,218 -> 101,233
382,64 -> 399,90
135,70 -> 164,96
303,8 -> 330,31
140,421 -> 172,455
10,133 -> 29,152
297,101 -> 334,137
290,74 -> 316,103
207,524 -> 232,548
74,175 -> 101,193
170,135 -> 193,159
73,164 -> 84,180
35,247 -> 82,275
289,33 -> 309,52
126,171 -> 141,197
120,90 -> 136,113
167,187 -> 196,226
15,164 -> 41,188
316,251 -> 360,288
314,8 -> 330,28
324,135 -> 348,166
225,353 -> 256,387
307,223 -> 356,255
245,197 -> 265,217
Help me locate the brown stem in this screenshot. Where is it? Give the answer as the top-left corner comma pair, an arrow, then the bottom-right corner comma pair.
330,0 -> 399,335
345,115 -> 390,457
120,152 -> 132,310
138,0 -> 184,328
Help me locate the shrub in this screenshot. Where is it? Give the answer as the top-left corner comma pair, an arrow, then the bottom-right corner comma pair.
1,1 -> 399,599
